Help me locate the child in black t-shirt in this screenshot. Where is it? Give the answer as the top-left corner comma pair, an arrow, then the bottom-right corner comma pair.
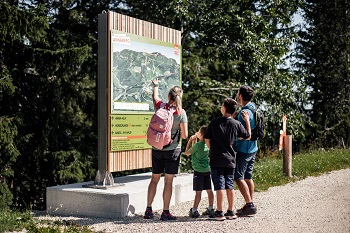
204,98 -> 251,221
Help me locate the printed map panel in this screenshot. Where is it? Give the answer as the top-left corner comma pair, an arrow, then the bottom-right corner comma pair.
111,30 -> 181,113
110,30 -> 181,151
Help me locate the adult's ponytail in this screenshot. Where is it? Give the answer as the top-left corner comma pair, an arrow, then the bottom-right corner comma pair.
168,86 -> 183,113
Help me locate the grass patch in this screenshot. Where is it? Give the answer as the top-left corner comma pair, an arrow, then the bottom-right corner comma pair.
0,209 -> 33,233
254,148 -> 350,191
0,209 -> 93,233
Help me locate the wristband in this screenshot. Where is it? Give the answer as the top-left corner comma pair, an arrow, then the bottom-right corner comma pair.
153,84 -> 159,87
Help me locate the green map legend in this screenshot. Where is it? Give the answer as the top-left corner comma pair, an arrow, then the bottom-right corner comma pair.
110,114 -> 153,151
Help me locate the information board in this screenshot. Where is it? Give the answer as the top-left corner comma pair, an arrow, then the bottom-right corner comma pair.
109,30 -> 181,152
110,114 -> 153,151
110,30 -> 181,114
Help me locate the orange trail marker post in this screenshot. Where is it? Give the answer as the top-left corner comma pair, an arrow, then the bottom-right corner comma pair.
279,115 -> 287,151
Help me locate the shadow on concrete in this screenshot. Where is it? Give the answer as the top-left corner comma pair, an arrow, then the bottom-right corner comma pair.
114,174 -> 152,183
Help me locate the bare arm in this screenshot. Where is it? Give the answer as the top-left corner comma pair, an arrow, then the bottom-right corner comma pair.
185,135 -> 197,156
205,138 -> 210,150
180,122 -> 188,139
242,110 -> 251,140
152,79 -> 161,103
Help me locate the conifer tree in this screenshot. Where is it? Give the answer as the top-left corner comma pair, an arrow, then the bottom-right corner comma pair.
0,1 -> 48,208
299,0 -> 350,147
1,1 -> 97,209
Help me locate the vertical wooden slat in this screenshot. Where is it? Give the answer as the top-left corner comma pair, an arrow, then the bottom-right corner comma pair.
153,24 -> 157,40
118,13 -> 122,31
130,16 -> 133,34
124,15 -> 128,33
143,21 -> 146,38
167,27 -> 170,43
115,13 -> 118,31
146,21 -> 149,38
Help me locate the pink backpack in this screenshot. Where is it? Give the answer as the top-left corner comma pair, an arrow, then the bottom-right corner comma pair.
147,103 -> 176,150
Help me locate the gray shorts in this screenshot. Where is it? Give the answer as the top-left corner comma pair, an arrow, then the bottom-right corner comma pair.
234,151 -> 257,180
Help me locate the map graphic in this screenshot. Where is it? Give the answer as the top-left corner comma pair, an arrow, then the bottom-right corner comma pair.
111,31 -> 181,113
109,30 -> 182,151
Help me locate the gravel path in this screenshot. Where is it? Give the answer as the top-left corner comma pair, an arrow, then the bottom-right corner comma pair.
36,168 -> 350,233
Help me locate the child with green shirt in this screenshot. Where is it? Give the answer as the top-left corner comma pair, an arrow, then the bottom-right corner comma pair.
185,126 -> 215,218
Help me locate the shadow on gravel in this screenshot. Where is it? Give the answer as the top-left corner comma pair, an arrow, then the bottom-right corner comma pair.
110,214 -> 212,224
33,210 -> 252,227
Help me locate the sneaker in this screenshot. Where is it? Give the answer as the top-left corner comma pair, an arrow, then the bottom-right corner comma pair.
224,210 -> 237,220
188,208 -> 200,218
236,204 -> 257,216
160,211 -> 177,221
209,210 -> 225,221
144,209 -> 154,219
202,208 -> 215,216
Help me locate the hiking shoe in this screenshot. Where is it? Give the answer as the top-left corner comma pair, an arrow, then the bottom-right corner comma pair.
224,210 -> 237,220
202,208 -> 215,216
144,209 -> 154,219
188,208 -> 200,218
160,211 -> 177,221
236,204 -> 249,214
236,204 -> 257,216
209,210 -> 225,221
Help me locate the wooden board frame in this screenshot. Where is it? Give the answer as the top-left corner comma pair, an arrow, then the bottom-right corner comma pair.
98,11 -> 181,173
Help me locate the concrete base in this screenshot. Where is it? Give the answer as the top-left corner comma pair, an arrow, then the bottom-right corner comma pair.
46,172 -> 201,219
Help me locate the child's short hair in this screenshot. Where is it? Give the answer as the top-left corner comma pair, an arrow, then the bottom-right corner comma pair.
223,98 -> 238,114
199,126 -> 207,135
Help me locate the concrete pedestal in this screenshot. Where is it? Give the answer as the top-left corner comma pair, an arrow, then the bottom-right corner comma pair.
46,172 -> 199,218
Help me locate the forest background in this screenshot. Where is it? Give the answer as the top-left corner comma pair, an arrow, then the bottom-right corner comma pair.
0,0 -> 349,211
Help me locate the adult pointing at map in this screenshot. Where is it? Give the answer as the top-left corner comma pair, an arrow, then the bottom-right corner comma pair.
144,78 -> 188,221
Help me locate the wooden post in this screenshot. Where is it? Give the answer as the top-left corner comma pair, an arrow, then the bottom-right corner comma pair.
283,135 -> 293,177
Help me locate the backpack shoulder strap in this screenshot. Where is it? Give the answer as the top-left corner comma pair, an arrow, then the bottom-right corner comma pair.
243,105 -> 256,114
159,102 -> 167,109
243,105 -> 258,129
159,102 -> 176,113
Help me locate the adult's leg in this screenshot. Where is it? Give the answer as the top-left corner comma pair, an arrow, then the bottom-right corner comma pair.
147,173 -> 161,207
236,180 -> 257,216
236,152 -> 257,216
235,179 -> 252,203
163,173 -> 175,210
245,179 -> 255,200
162,148 -> 181,210
244,152 -> 256,201
234,151 -> 253,203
